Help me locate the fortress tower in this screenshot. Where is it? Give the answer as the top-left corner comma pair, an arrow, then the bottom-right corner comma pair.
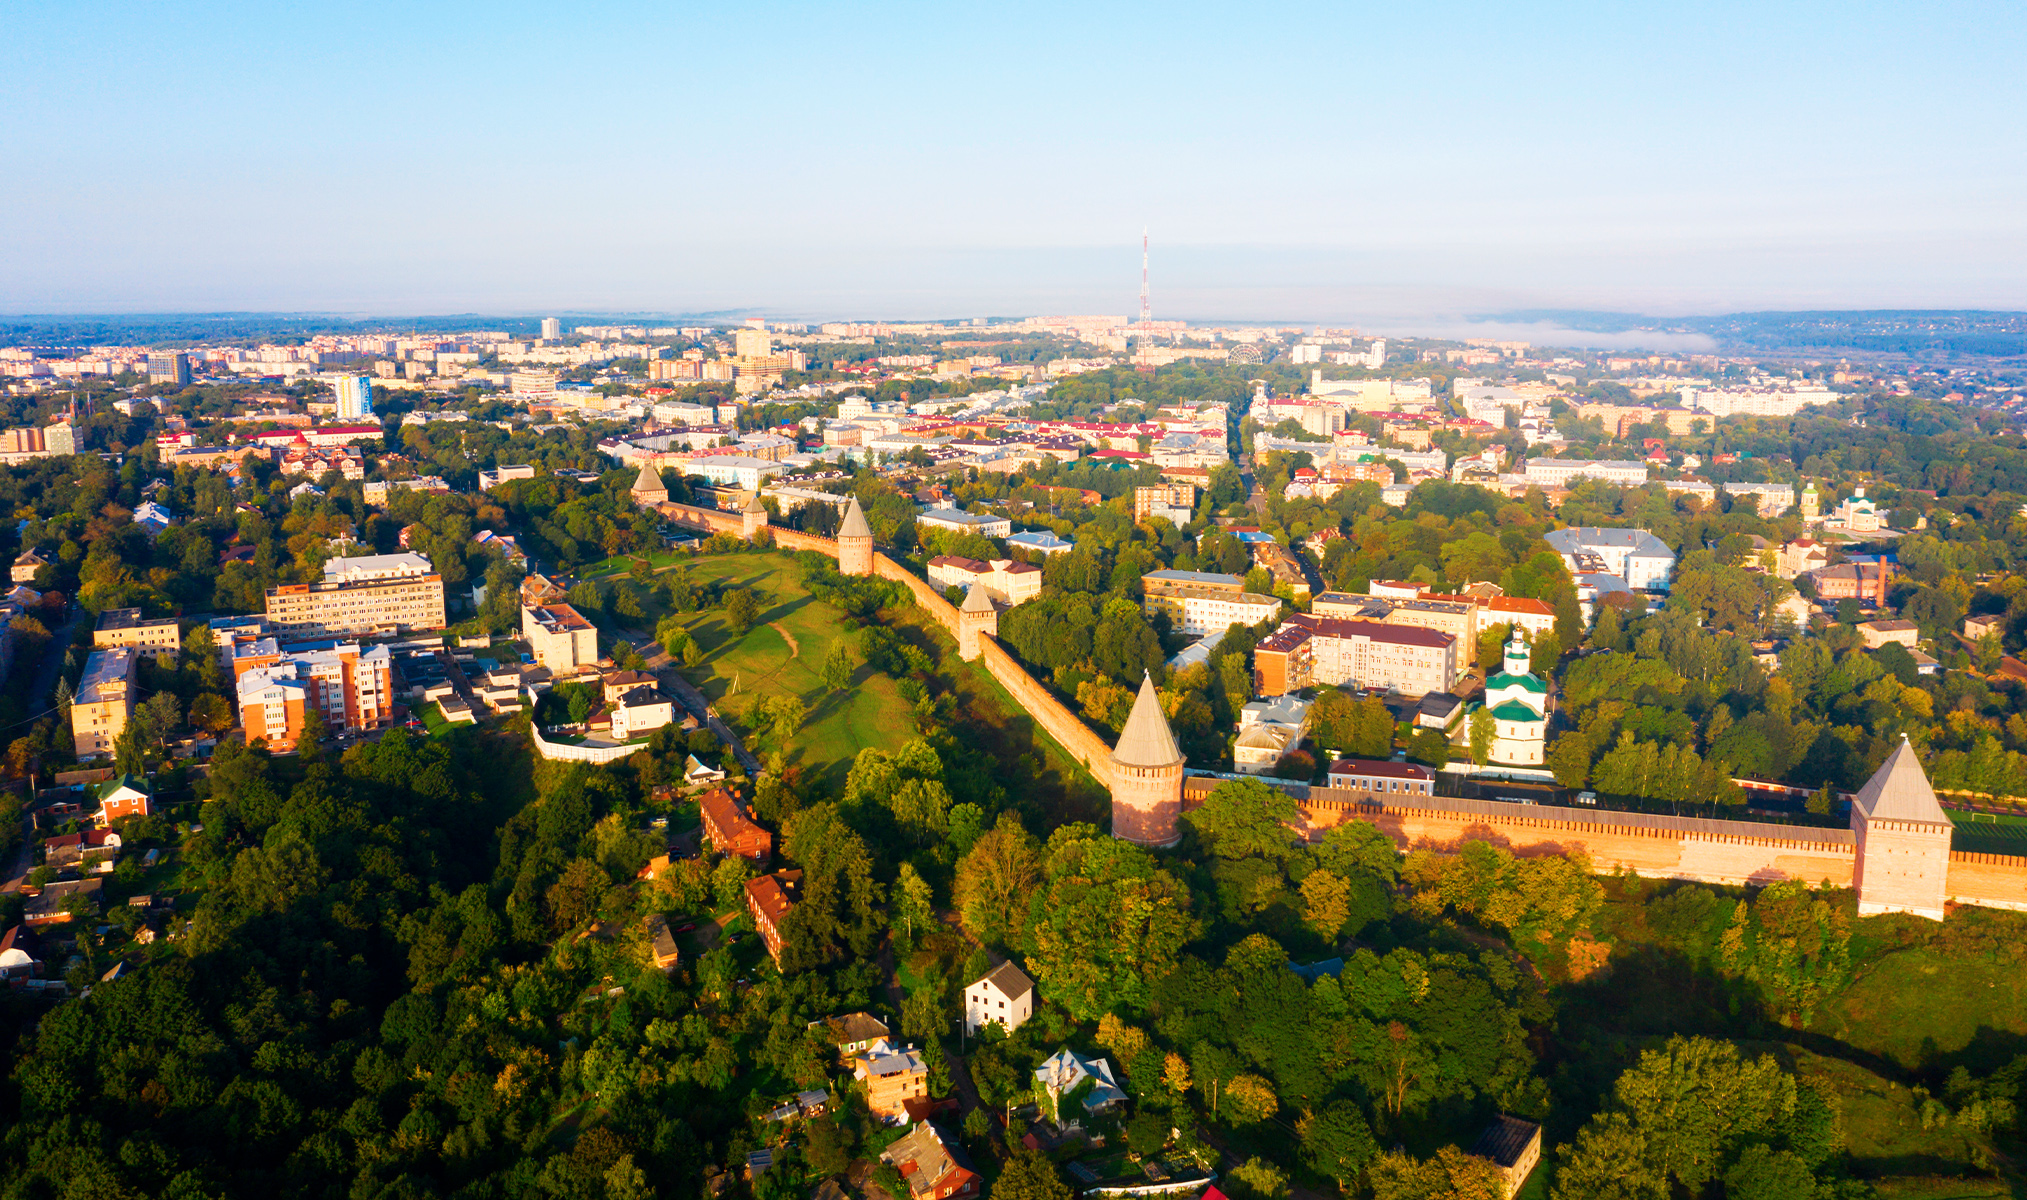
741,490 -> 769,540
1110,673 -> 1185,848
631,461 -> 668,507
957,584 -> 998,660
837,496 -> 874,577
1851,736 -> 1953,921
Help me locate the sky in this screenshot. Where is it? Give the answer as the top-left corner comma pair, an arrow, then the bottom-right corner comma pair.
4,0 -> 2025,328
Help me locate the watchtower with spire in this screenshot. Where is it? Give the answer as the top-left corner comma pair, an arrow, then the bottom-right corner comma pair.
957,585 -> 998,660
837,496 -> 873,576
1110,673 -> 1185,848
741,490 -> 769,540
1850,736 -> 1953,921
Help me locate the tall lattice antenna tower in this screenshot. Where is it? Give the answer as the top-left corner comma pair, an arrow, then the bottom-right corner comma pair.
1139,228 -> 1151,324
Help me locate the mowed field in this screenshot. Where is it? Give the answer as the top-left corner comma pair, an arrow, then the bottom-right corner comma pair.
1949,808 -> 2027,856
656,554 -> 920,785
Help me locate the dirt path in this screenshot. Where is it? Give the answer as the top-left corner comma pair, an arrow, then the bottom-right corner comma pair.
770,621 -> 800,658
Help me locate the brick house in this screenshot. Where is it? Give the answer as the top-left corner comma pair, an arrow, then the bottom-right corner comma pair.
879,1121 -> 978,1200
856,1038 -> 931,1124
700,788 -> 772,863
744,869 -> 801,962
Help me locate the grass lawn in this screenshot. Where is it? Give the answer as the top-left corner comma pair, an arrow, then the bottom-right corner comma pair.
417,702 -> 453,738
658,554 -> 924,787
581,548 -> 693,580
1784,1047 -> 2009,1191
649,550 -> 1107,816
1809,929 -> 2027,1074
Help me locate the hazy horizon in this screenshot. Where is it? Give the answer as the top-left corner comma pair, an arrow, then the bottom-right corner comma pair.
7,1 -> 2024,319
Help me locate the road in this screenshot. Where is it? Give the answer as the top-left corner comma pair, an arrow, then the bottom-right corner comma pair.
643,646 -> 762,776
4,605 -> 79,891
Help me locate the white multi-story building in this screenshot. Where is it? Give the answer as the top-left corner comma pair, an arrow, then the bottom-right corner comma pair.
682,455 -> 785,491
916,508 -> 1012,539
1252,613 -> 1459,697
264,553 -> 447,637
926,556 -> 1043,606
1720,481 -> 1797,515
1680,384 -> 1838,417
1234,694 -> 1312,774
1521,458 -> 1650,488
1543,527 -> 1676,592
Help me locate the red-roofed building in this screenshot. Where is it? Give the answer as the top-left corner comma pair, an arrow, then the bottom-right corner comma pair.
880,1121 -> 978,1200
745,869 -> 801,963
1481,595 -> 1557,638
700,788 -> 772,863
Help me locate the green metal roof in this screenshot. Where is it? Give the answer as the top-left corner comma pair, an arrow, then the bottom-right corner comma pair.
1488,699 -> 1546,722
1485,672 -> 1547,694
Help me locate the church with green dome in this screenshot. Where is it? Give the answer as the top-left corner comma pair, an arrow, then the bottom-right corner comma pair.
1477,631 -> 1548,767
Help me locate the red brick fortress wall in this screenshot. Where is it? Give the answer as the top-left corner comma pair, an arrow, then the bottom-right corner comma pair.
1946,851 -> 2027,911
976,638 -> 1117,789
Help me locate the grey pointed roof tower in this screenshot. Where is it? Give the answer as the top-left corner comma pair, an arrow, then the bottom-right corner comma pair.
631,461 -> 664,494
1113,671 -> 1183,767
839,495 -> 872,539
1852,735 -> 1950,825
744,489 -> 767,514
961,584 -> 995,613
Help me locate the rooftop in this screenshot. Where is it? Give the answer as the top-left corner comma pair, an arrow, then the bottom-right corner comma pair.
95,607 -> 177,632
1329,758 -> 1434,780
975,958 -> 1035,1001
1144,569 -> 1243,588
76,647 -> 135,707
1470,1115 -> 1540,1170
321,552 -> 435,583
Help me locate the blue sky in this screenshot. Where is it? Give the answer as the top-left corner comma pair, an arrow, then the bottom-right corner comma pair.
4,0 -> 2024,324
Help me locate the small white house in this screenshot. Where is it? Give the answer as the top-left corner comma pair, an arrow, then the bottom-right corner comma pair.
964,960 -> 1034,1036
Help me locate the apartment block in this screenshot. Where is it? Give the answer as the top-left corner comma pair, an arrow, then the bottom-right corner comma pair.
1381,597 -> 1479,664
1520,459 -> 1650,488
1133,482 -> 1197,524
93,608 -> 180,666
71,647 -> 136,759
746,869 -> 802,963
264,553 -> 446,638
1252,614 -> 1457,698
523,602 -> 599,675
1145,584 -> 1284,638
234,642 -> 393,750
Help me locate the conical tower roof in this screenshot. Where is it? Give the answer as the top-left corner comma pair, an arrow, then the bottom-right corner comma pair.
744,490 -> 767,514
839,495 -> 871,539
631,461 -> 664,493
1112,672 -> 1183,767
1852,736 -> 1949,825
961,584 -> 995,614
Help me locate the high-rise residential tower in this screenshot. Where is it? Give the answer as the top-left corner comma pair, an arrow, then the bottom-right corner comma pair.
333,375 -> 374,420
540,317 -> 562,340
